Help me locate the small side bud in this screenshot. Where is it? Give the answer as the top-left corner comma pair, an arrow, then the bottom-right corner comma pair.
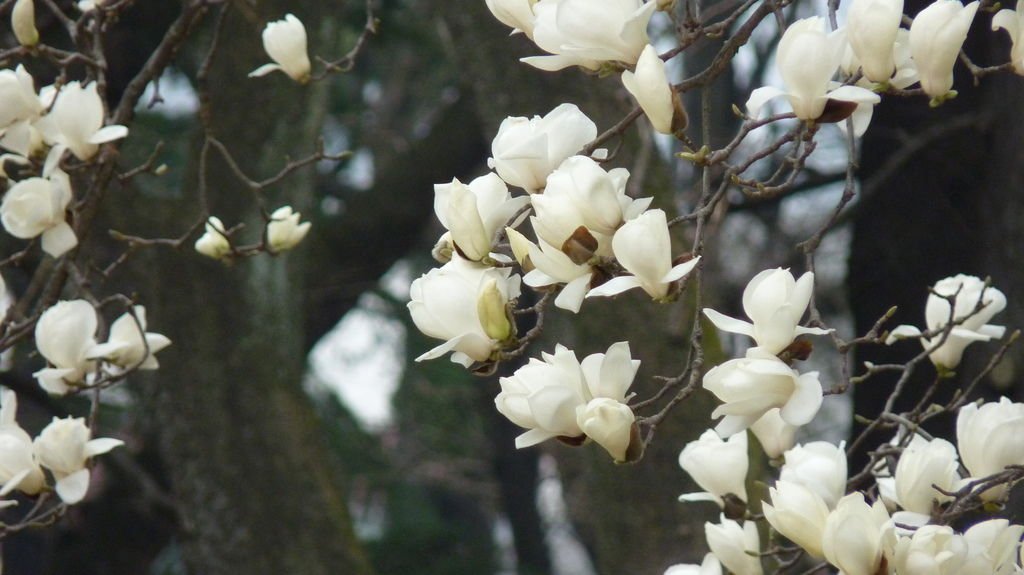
477,278 -> 512,341
12,0 -> 38,48
431,233 -> 453,264
505,227 -> 534,271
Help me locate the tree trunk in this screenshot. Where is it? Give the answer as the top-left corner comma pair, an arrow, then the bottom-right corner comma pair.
123,3 -> 374,573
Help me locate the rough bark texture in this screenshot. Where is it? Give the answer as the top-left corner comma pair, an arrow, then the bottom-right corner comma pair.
122,3 -> 374,574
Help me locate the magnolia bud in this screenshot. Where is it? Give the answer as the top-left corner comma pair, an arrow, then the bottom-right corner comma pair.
576,398 -> 636,462
12,0 -> 38,47
477,278 -> 512,341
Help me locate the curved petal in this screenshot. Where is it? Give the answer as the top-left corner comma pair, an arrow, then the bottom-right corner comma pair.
993,8 -> 1020,37
248,63 -> 282,78
662,257 -> 700,283
586,275 -> 643,298
780,372 -> 823,426
88,124 -> 128,145
84,437 -> 124,458
678,491 -> 723,505
745,86 -> 787,118
554,273 -> 593,313
55,468 -> 90,504
826,84 -> 881,105
41,221 -> 77,257
714,413 -> 759,438
702,308 -> 755,337
515,427 -> 560,448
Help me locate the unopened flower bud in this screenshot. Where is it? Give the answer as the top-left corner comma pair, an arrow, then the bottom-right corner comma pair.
12,0 -> 38,47
477,278 -> 512,341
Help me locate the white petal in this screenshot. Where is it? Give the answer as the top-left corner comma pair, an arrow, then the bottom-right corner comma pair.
55,468 -> 90,504
554,273 -> 593,313
745,86 -> 787,118
248,63 -> 282,78
87,124 -> 128,145
586,276 -> 643,298
702,309 -> 755,337
40,221 -> 78,257
84,437 -> 124,457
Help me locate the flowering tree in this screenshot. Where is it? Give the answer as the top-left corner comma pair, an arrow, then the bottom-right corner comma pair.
409,0 -> 1024,574
0,0 -> 1022,573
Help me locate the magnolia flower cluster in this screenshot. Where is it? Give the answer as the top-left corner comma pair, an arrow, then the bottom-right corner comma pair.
0,389 -> 122,505
411,101 -> 699,376
0,66 -> 128,257
700,268 -> 827,437
33,300 -> 170,395
671,396 -> 1024,574
486,0 -> 683,136
747,0 -> 987,134
495,342 -> 640,461
887,274 -> 1006,369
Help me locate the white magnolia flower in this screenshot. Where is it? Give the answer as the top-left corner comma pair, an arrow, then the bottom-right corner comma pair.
891,525 -> 969,575
847,0 -> 904,82
588,209 -> 700,301
497,344 -> 588,446
194,216 -> 232,260
890,436 -> 960,519
408,256 -> 520,367
703,269 -> 829,355
495,342 -> 639,453
886,274 -> 1005,369
488,104 -> 599,194
0,65 -> 44,130
37,81 -> 128,164
510,228 -> 594,313
956,398 -> 1024,501
678,428 -> 749,506
779,441 -> 847,509
750,408 -> 797,459
705,516 -> 763,575
33,417 -> 123,504
908,0 -> 980,98
576,397 -> 635,461
266,206 -> 311,253
664,554 -> 723,575
249,14 -> 312,83
763,480 -> 830,558
702,347 -> 823,437
523,0 -> 657,72
0,171 -> 77,257
12,0 -> 38,47
821,492 -> 891,575
622,44 -> 676,134
962,519 -> 1024,575
485,0 -> 537,37
993,8 -> 1024,75
746,17 -> 879,129
531,156 -> 651,257
0,389 -> 44,496
87,306 -> 171,372
434,174 -> 529,261
32,300 -> 98,395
